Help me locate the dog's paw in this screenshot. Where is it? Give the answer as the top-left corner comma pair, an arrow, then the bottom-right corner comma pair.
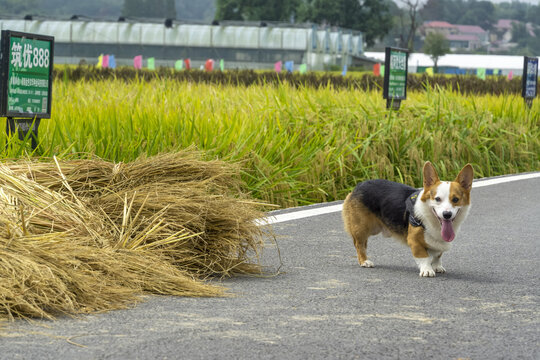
434,265 -> 446,273
360,260 -> 374,268
419,268 -> 436,277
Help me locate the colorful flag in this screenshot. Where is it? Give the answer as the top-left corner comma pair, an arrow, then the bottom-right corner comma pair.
373,63 -> 380,76
477,68 -> 486,80
219,59 -> 224,71
274,61 -> 282,72
426,67 -> 434,76
380,65 -> 385,77
285,61 -> 294,73
508,70 -> 513,80
184,58 -> 191,70
102,55 -> 109,68
299,64 -> 307,74
341,64 -> 347,76
147,57 -> 155,70
175,60 -> 183,71
133,55 -> 143,69
109,55 -> 116,69
97,54 -> 104,68
205,59 -> 214,71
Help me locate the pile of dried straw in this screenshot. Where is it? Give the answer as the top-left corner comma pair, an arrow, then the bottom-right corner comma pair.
0,150 -> 269,323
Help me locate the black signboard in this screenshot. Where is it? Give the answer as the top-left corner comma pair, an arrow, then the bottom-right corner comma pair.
522,56 -> 538,102
383,47 -> 409,110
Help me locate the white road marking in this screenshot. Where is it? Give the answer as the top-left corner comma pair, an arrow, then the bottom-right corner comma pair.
469,172 -> 540,188
259,172 -> 540,225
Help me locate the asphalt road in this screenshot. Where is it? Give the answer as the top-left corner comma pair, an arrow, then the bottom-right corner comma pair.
1,175 -> 539,359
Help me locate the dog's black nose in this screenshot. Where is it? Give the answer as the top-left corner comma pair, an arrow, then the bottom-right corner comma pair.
443,211 -> 453,220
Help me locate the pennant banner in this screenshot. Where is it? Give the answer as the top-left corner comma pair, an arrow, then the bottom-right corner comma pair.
205,59 -> 214,71
184,58 -> 191,70
274,61 -> 282,73
342,64 -> 347,77
109,55 -> 116,69
147,57 -> 155,70
220,59 -> 225,72
299,64 -> 307,74
102,55 -> 109,69
175,60 -> 183,71
133,55 -> 143,69
97,54 -> 104,68
285,61 -> 294,73
373,63 -> 380,76
477,68 -> 486,80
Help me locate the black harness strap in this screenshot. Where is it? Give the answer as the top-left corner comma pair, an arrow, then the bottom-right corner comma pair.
405,190 -> 425,229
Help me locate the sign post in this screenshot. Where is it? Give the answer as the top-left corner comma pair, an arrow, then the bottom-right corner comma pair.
522,56 -> 538,109
383,47 -> 408,110
0,30 -> 54,150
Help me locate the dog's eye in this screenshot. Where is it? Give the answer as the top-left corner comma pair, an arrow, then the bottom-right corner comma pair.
452,197 -> 459,203
434,197 -> 441,202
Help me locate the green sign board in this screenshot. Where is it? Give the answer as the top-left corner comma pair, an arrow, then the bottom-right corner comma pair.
383,47 -> 408,101
0,30 -> 54,118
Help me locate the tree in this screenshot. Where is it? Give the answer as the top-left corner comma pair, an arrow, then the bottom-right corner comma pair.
357,0 -> 393,47
215,0 -> 392,47
420,0 -> 446,22
459,1 -> 495,31
423,32 -> 449,73
419,0 -> 466,24
526,5 -> 540,26
215,0 -> 243,20
298,0 -> 393,47
122,0 -> 176,18
175,0 -> 216,21
399,0 -> 421,51
0,0 -> 38,15
215,0 -> 300,22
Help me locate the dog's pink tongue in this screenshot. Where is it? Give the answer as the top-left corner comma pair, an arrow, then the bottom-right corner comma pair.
441,220 -> 455,242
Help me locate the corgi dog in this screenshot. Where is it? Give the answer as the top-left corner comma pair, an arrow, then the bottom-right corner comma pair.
342,162 -> 473,277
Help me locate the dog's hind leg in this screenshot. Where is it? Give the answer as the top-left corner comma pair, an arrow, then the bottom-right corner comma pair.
342,194 -> 375,268
351,231 -> 373,268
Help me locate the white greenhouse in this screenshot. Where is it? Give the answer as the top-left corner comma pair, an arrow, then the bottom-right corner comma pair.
0,18 -> 372,70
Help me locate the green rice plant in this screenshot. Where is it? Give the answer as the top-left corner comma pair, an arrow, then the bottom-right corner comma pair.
1,77 -> 538,208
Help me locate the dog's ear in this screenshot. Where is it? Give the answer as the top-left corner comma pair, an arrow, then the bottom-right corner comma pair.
423,161 -> 440,188
455,164 -> 474,191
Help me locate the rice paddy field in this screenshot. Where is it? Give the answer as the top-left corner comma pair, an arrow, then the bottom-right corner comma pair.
0,67 -> 539,324
5,69 -> 538,208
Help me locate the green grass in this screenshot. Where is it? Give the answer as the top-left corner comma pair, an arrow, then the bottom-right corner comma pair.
2,78 -> 539,208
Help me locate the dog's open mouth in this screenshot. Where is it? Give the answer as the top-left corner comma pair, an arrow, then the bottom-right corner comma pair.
431,208 -> 457,242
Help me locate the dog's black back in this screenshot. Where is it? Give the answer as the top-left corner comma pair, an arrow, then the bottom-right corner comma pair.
349,179 -> 417,234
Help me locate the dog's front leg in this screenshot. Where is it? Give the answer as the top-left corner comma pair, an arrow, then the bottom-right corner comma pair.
407,225 -> 435,277
415,256 -> 435,277
430,250 -> 446,273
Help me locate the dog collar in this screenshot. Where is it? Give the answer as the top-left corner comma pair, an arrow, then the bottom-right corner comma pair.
406,190 -> 425,229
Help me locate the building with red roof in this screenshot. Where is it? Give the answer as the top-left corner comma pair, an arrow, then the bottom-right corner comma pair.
422,21 -> 488,51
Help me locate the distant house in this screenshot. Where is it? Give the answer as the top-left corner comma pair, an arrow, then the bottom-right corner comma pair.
422,21 -> 488,51
491,19 -> 536,52
423,21 -> 455,36
493,19 -> 517,43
